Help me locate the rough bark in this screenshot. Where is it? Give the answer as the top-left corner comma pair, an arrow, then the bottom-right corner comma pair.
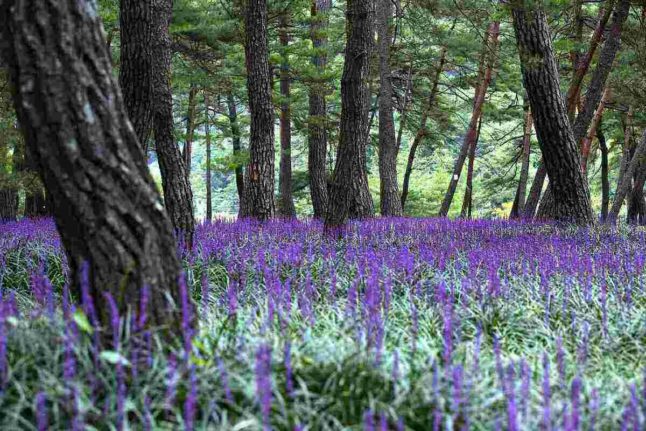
226,93 -> 245,218
377,0 -> 403,216
242,0 -> 275,221
0,0 -> 183,334
510,102 -> 533,219
401,47 -> 446,210
512,4 -> 594,224
278,12 -> 296,218
183,84 -> 198,180
205,92 -> 213,222
0,190 -> 18,221
152,0 -> 195,247
308,0 -> 331,219
439,22 -> 499,217
324,0 -> 375,229
598,125 -> 609,221
119,0 -> 154,148
610,129 -> 646,222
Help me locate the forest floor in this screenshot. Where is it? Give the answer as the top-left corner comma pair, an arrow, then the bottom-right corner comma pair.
0,218 -> 644,430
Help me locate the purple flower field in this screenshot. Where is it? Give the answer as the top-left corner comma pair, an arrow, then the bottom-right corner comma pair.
0,217 -> 644,430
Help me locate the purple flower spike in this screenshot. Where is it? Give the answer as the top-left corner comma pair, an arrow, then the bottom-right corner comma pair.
35,391 -> 47,431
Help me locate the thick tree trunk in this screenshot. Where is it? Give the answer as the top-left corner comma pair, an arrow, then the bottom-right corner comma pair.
308,0 -> 331,219
401,47 -> 446,210
627,169 -> 646,225
0,190 -> 18,221
242,0 -> 275,221
183,84 -> 198,180
510,103 -> 533,219
439,22 -> 499,217
119,0 -> 154,148
226,93 -> 246,218
0,0 -> 183,335
278,13 -> 296,218
152,0 -> 195,247
205,92 -> 213,222
460,116 -> 483,219
377,0 -> 403,217
615,107 -> 634,200
324,0 -> 375,228
512,4 -> 594,224
598,125 -> 609,221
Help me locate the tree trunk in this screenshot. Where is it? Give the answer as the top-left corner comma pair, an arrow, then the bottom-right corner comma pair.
615,106 -> 634,200
439,22 -> 499,217
22,144 -> 49,217
510,102 -> 533,219
396,63 -> 413,152
183,84 -> 198,180
460,116 -> 483,219
627,169 -> 646,225
226,93 -> 246,218
522,162 -> 546,219
565,4 -> 612,121
324,0 -> 375,229
580,88 -> 610,174
119,0 -> 154,148
278,12 -> 296,218
205,92 -> 213,222
612,129 -> 646,222
152,0 -> 195,247
598,125 -> 609,221
0,0 -> 184,336
242,0 -> 275,221
512,3 -> 594,224
308,0 -> 331,219
0,190 -> 18,221
377,0 -> 403,217
401,47 -> 446,211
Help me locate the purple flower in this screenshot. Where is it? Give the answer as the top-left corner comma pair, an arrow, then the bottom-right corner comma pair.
255,344 -> 273,431
542,353 -> 551,431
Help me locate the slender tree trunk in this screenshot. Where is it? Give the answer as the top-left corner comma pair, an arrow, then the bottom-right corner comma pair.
152,0 -> 195,247
242,0 -> 275,221
119,0 -> 154,148
205,92 -> 213,222
510,102 -> 533,219
278,12 -> 296,218
401,47 -> 446,210
22,146 -> 49,217
611,129 -> 646,222
308,0 -> 331,219
522,162 -> 546,219
396,63 -> 413,152
183,84 -> 198,181
324,0 -> 375,229
226,93 -> 246,218
377,0 -> 403,216
598,124 -> 609,221
460,116 -> 483,219
615,106 -> 634,200
0,0 -> 184,335
627,169 -> 646,225
439,22 -> 499,217
565,4 -> 612,120
580,88 -> 610,173
512,3 -> 594,224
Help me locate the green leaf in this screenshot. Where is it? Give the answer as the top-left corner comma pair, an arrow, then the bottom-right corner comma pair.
100,350 -> 130,367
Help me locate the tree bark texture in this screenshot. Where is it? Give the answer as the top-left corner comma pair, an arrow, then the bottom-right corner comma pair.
0,190 -> 18,221
278,13 -> 296,218
205,92 -> 213,222
324,0 -> 375,229
460,116 -> 483,219
152,0 -> 195,247
510,102 -> 533,219
119,0 -> 154,148
183,84 -> 198,180
401,47 -> 446,211
512,4 -> 594,224
242,0 -> 275,221
0,0 -> 183,334
615,106 -> 634,200
308,0 -> 332,219
439,22 -> 499,217
377,0 -> 403,216
226,93 -> 246,218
